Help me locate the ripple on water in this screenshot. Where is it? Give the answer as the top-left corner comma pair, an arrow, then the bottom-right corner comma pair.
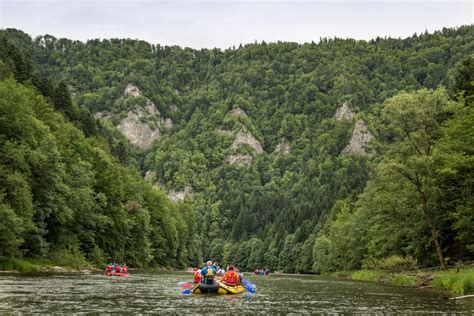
0,272 -> 472,313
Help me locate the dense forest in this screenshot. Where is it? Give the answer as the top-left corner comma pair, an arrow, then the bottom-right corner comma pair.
0,25 -> 473,272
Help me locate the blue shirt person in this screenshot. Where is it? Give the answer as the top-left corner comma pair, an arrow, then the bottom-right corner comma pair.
200,260 -> 217,285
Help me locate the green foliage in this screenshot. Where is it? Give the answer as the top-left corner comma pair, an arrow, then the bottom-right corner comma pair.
0,42 -> 199,269
0,257 -> 38,273
351,270 -> 383,282
351,270 -> 421,286
0,26 -> 473,273
49,248 -> 89,269
312,200 -> 368,273
390,274 -> 421,286
449,54 -> 474,101
362,255 -> 418,272
435,103 -> 474,254
432,268 -> 474,295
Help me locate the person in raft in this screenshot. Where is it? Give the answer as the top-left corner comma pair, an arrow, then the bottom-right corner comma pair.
122,263 -> 128,274
221,265 -> 240,286
200,261 -> 217,285
193,267 -> 201,283
115,263 -> 122,273
106,263 -> 113,273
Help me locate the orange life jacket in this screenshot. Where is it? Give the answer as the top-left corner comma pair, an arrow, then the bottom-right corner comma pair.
221,271 -> 239,286
194,271 -> 201,283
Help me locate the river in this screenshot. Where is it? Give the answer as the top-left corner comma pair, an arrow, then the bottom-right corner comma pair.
0,271 -> 473,314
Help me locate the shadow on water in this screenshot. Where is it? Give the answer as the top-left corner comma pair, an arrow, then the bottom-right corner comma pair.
0,271 -> 473,313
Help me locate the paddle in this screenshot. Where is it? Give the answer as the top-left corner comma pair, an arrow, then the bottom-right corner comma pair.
178,281 -> 195,288
242,279 -> 257,294
182,289 -> 192,295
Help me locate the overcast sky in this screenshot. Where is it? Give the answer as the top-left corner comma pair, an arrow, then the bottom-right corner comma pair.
0,0 -> 472,49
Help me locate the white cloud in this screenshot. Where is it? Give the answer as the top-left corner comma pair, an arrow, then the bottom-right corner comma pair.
1,0 -> 472,48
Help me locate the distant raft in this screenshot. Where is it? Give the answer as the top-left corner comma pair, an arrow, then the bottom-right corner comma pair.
105,272 -> 130,277
191,282 -> 245,295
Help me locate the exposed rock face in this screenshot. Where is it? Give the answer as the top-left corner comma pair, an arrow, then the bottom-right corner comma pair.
219,108 -> 263,166
230,126 -> 263,154
342,119 -> 374,155
274,138 -> 291,155
124,83 -> 142,97
161,117 -> 173,129
228,107 -> 248,118
335,101 -> 355,121
144,170 -> 156,181
94,111 -> 112,120
225,154 -> 253,165
225,126 -> 263,166
111,84 -> 173,149
167,186 -> 193,202
117,109 -> 161,149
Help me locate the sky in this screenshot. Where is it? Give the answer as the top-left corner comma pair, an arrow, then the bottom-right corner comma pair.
0,0 -> 472,49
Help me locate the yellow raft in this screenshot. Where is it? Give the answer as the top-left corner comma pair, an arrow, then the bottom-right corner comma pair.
191,282 -> 245,295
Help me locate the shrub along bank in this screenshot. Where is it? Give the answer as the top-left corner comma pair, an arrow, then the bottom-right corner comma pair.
328,256 -> 474,295
0,255 -> 93,273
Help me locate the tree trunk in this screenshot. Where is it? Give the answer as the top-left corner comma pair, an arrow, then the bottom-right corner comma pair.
419,190 -> 447,270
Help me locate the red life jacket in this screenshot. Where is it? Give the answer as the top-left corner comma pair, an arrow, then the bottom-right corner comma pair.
222,271 -> 239,286
106,265 -> 113,272
194,271 -> 201,283
115,265 -> 121,272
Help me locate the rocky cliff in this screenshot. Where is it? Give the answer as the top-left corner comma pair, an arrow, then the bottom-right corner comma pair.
342,119 -> 374,155
223,111 -> 264,166
100,83 -> 173,149
335,101 -> 355,121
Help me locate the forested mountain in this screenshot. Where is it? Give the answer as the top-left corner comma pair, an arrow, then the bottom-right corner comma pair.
0,36 -> 199,268
0,26 -> 473,272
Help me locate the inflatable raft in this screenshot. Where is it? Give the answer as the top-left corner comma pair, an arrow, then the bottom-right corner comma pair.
191,282 -> 245,295
106,272 -> 130,277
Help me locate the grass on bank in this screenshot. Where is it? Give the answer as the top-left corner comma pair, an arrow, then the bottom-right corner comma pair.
331,255 -> 474,295
0,257 -> 39,273
351,269 -> 421,286
432,268 -> 474,295
0,249 -> 92,273
349,267 -> 474,295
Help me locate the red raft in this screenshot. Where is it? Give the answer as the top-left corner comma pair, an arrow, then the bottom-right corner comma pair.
106,272 -> 130,277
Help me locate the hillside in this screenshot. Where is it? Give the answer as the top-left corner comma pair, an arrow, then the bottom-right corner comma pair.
0,26 -> 473,272
0,37 -> 199,268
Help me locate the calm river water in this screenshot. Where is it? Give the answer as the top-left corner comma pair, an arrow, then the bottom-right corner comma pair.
0,271 -> 473,314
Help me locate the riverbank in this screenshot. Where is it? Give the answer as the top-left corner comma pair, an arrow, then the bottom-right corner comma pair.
332,267 -> 474,296
0,256 -> 184,274
0,256 -> 96,273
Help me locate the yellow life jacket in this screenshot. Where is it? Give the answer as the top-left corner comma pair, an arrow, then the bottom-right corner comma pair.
205,267 -> 215,279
